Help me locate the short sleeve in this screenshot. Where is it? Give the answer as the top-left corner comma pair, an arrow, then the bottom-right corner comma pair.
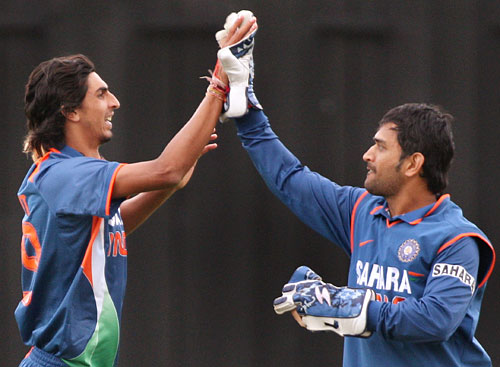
34,156 -> 124,218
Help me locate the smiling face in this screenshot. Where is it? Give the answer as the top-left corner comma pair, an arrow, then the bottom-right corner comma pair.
362,122 -> 406,198
73,72 -> 120,146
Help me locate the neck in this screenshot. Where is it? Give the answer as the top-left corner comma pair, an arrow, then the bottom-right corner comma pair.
64,136 -> 101,159
64,125 -> 102,159
385,188 -> 436,217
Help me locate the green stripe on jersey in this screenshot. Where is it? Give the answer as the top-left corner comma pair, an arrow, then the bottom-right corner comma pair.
63,293 -> 119,367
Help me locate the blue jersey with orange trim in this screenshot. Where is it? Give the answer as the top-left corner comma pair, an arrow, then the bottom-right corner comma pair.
16,145 -> 127,367
235,110 -> 495,367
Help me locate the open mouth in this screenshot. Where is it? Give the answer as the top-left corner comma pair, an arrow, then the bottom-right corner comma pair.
105,116 -> 113,128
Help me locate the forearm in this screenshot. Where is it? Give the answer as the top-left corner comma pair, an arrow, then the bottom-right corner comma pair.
120,163 -> 197,234
112,95 -> 221,198
150,95 -> 221,185
235,109 -> 359,252
235,109 -> 305,199
367,294 -> 467,343
119,188 -> 177,234
367,238 -> 480,342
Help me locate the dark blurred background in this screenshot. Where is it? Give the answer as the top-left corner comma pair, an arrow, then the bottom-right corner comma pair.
1,1 -> 499,366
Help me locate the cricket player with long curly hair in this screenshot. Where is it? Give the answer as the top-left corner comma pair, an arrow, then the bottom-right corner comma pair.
15,15 -> 257,367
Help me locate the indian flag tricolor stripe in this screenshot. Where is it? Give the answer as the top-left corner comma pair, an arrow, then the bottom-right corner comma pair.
64,217 -> 119,367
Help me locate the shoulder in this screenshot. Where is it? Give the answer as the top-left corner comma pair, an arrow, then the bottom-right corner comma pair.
436,197 -> 494,289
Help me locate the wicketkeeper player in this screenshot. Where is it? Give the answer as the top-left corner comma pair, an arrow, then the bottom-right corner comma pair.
217,10 -> 495,367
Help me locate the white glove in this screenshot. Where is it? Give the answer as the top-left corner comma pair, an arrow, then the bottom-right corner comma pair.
216,10 -> 262,121
215,10 -> 254,47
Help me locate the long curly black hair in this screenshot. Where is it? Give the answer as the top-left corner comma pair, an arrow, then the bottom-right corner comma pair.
23,54 -> 95,160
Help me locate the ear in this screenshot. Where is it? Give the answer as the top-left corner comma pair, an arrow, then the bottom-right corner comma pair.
404,152 -> 425,178
61,107 -> 80,122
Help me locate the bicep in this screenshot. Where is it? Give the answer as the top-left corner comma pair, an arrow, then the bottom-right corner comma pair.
112,159 -> 180,199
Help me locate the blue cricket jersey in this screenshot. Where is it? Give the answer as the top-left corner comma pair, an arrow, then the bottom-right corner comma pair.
236,109 -> 495,367
16,145 -> 128,367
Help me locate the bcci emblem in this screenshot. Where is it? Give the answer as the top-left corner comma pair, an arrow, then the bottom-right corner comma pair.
398,239 -> 420,263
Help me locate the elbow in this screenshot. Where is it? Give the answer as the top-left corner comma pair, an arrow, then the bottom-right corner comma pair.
378,299 -> 460,343
422,323 -> 455,342
382,318 -> 456,343
151,163 -> 186,189
158,170 -> 184,188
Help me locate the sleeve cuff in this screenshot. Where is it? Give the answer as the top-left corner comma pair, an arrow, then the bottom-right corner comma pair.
235,109 -> 269,133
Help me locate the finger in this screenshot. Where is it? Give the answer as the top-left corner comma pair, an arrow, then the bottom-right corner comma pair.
226,15 -> 244,41
201,143 -> 218,156
226,17 -> 256,46
236,16 -> 256,38
233,17 -> 256,41
242,20 -> 258,39
291,310 -> 306,328
209,133 -> 218,141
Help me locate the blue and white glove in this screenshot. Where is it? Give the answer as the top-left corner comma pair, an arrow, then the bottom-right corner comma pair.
273,266 -> 375,338
216,10 -> 262,121
273,265 -> 324,315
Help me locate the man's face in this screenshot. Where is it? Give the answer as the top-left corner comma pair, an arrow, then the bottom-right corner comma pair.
74,72 -> 120,145
362,122 -> 406,198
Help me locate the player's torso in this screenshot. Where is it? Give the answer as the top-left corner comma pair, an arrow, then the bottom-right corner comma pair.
17,154 -> 127,364
347,196 -> 470,303
350,221 -> 441,303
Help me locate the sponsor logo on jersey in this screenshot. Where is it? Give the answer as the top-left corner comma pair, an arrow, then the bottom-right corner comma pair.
398,239 -> 420,263
355,260 -> 412,294
432,263 -> 476,293
107,212 -> 127,257
108,212 -> 124,227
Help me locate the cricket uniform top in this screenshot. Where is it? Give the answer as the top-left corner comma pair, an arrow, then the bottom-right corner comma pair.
17,145 -> 127,367
235,109 -> 495,367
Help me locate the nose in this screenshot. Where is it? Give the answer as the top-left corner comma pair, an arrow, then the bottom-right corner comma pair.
109,92 -> 120,110
363,145 -> 375,162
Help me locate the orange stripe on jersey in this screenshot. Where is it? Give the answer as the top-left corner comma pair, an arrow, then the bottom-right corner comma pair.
425,194 -> 449,216
350,190 -> 369,254
370,205 -> 383,215
359,239 -> 374,247
408,194 -> 450,225
437,232 -> 495,289
21,222 -> 42,272
408,271 -> 425,277
105,163 -> 127,216
28,148 -> 61,183
24,346 -> 35,358
386,219 -> 402,228
28,154 -> 50,183
18,195 -> 30,216
22,291 -> 33,306
81,216 -> 103,287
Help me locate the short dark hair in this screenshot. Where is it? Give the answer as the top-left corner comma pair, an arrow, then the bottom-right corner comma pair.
379,103 -> 455,195
23,54 -> 95,160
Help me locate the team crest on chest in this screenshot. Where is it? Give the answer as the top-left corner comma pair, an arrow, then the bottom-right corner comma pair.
398,239 -> 420,263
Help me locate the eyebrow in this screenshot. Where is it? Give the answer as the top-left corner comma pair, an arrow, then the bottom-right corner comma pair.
95,86 -> 109,95
373,137 -> 386,146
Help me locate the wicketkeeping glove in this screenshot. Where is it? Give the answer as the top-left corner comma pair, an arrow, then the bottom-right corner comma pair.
273,266 -> 375,338
216,10 -> 262,121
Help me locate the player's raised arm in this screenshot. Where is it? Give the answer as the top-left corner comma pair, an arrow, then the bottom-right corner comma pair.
113,16 -> 257,199
115,14 -> 257,234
